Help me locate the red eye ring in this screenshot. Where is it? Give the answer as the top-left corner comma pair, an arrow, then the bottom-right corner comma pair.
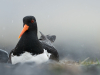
31,20 -> 34,23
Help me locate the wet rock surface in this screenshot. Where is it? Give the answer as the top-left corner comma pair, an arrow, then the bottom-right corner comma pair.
0,49 -> 8,63
0,61 -> 100,75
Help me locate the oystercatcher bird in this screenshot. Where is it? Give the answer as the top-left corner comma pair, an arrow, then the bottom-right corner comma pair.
9,16 -> 51,64
39,31 -> 59,61
0,32 -> 59,63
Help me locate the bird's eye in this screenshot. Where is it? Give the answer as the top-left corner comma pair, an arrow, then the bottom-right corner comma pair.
31,20 -> 34,23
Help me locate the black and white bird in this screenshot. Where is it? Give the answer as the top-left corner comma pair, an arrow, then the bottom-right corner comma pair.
0,32 -> 59,64
39,31 -> 59,61
9,16 -> 51,64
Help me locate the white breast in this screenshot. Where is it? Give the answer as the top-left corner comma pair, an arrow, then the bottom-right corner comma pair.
11,49 -> 51,65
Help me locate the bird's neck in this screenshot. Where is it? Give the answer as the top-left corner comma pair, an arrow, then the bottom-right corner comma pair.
23,30 -> 38,38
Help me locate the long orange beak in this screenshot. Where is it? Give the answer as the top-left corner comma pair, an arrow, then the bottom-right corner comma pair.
18,24 -> 29,39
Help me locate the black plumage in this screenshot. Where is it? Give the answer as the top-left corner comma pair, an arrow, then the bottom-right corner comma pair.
39,31 -> 59,61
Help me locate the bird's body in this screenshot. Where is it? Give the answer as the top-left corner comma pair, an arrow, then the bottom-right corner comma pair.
9,16 -> 51,64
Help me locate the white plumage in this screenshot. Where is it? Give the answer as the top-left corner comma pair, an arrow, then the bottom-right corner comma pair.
11,49 -> 51,64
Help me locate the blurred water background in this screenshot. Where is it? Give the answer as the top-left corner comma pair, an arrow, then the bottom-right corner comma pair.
0,0 -> 100,75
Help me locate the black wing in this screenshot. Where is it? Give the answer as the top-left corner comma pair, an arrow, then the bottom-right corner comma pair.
40,42 -> 59,61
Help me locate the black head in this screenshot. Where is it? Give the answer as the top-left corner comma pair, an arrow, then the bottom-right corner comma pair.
23,16 -> 36,25
19,16 -> 37,38
23,16 -> 37,31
